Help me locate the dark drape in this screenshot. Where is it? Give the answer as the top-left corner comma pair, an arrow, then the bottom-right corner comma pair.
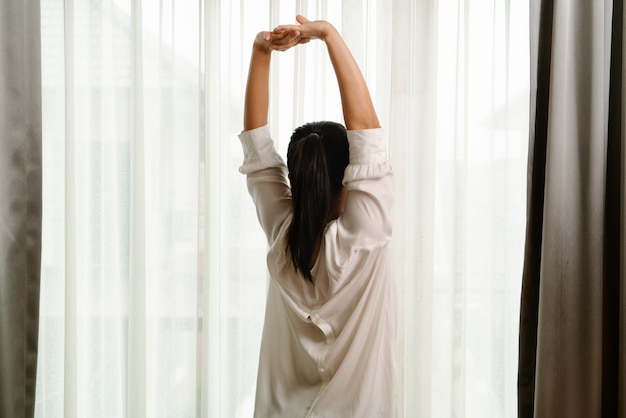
0,1 -> 42,417
518,0 -> 625,417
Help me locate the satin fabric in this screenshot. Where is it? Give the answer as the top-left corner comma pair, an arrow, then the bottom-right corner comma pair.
0,1 -> 42,417
518,0 -> 625,416
239,126 -> 396,417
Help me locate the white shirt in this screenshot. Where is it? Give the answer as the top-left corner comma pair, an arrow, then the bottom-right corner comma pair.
239,125 -> 396,418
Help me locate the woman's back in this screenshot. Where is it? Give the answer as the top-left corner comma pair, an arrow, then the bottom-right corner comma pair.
240,126 -> 395,417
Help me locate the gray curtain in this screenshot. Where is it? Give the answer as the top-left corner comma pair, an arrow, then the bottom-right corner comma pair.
518,0 -> 625,417
0,1 -> 42,417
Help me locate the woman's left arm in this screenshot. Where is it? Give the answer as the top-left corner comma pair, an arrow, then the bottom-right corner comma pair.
243,30 -> 308,131
241,29 -> 309,243
243,32 -> 271,131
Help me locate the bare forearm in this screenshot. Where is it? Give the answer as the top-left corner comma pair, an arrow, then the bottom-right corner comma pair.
243,28 -> 306,131
243,45 -> 271,131
272,17 -> 379,130
323,27 -> 380,130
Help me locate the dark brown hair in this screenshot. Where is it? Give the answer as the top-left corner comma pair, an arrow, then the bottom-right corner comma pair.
286,121 -> 349,281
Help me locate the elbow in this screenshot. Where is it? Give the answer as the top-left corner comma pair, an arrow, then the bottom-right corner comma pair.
344,110 -> 380,131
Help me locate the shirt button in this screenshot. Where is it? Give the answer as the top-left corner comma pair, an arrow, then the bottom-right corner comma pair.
319,368 -> 325,374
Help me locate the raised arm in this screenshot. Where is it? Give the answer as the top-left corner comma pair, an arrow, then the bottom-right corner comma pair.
243,30 -> 309,131
243,32 -> 272,131
274,15 -> 380,130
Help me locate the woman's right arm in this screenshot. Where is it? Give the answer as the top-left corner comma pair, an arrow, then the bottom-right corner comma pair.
273,17 -> 392,246
274,16 -> 380,130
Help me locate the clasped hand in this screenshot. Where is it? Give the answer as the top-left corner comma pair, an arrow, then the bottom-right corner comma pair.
255,15 -> 332,53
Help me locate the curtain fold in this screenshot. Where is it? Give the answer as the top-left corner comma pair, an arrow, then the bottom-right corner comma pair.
518,0 -> 625,416
621,2 -> 626,411
0,1 -> 43,418
389,0 -> 437,415
127,1 -> 147,417
605,2 -> 623,417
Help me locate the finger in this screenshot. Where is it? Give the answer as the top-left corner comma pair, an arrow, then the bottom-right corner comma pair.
296,15 -> 309,24
271,31 -> 300,45
272,34 -> 302,51
272,40 -> 298,51
274,24 -> 300,33
266,31 -> 287,41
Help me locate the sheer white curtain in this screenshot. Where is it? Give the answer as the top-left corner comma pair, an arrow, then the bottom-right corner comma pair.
35,1 -> 528,417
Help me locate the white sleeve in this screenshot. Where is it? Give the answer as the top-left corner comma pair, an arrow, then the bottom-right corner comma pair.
238,125 -> 285,174
338,128 -> 394,249
238,125 -> 292,244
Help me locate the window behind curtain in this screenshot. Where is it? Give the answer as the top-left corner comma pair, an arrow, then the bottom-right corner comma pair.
36,1 -> 529,417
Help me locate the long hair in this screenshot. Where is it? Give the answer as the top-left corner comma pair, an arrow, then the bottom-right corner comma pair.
286,121 -> 349,282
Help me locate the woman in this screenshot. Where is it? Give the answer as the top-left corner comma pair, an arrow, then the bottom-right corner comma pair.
239,15 -> 396,417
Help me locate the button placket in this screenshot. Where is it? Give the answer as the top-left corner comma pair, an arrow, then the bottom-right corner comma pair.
308,309 -> 334,382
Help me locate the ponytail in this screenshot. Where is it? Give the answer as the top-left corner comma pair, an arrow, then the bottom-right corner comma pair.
286,122 -> 349,282
288,134 -> 329,281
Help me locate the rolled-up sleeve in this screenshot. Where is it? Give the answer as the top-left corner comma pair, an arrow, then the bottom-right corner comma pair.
239,125 -> 286,174
238,125 -> 292,244
339,128 -> 394,248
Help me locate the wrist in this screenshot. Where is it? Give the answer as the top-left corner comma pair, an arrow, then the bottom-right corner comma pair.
320,22 -> 338,42
253,43 -> 272,55
253,32 -> 272,55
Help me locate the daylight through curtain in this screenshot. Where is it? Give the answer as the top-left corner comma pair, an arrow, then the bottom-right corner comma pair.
35,1 -> 528,417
